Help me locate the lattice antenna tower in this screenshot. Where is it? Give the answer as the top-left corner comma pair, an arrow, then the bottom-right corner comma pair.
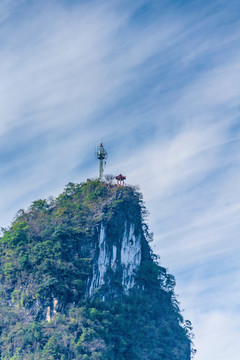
96,143 -> 107,181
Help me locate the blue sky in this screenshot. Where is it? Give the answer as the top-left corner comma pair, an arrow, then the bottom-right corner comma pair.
0,0 -> 240,358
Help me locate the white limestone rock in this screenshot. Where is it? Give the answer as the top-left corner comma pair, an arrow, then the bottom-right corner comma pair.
89,221 -> 141,296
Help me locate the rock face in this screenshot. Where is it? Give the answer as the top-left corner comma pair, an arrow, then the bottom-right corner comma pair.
89,221 -> 142,295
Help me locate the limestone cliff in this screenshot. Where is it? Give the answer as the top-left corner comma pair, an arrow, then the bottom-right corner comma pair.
0,180 -> 194,360
89,220 -> 142,296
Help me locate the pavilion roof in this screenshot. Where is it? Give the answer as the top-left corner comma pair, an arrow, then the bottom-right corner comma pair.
115,174 -> 126,180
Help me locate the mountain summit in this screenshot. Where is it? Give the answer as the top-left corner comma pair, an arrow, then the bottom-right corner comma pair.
0,180 -> 194,359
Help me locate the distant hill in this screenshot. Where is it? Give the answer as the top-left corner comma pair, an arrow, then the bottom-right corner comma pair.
0,180 -> 194,359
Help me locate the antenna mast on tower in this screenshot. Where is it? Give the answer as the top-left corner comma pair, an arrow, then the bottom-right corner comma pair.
96,143 -> 107,181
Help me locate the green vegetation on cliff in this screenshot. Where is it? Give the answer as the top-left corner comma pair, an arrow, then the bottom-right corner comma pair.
0,180 -> 194,359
